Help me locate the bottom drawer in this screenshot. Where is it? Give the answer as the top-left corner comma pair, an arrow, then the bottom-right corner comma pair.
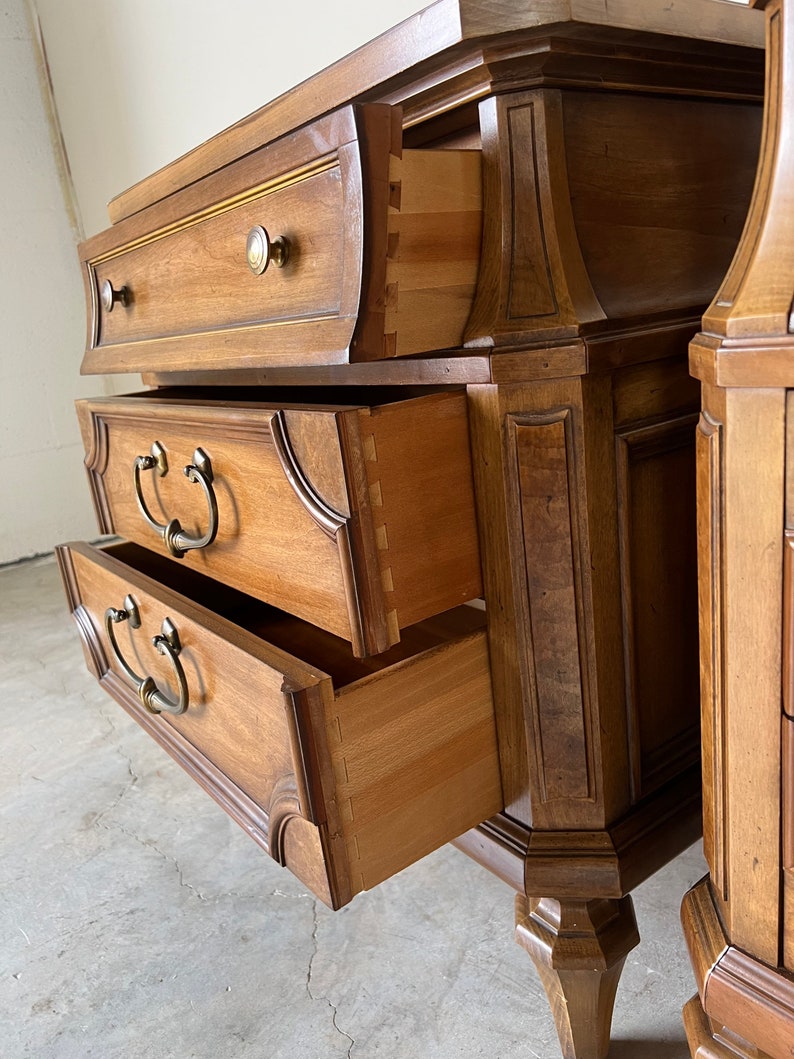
57,540 -> 502,908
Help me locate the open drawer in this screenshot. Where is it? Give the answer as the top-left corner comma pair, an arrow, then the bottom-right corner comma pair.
57,540 -> 502,909
77,388 -> 482,657
78,105 -> 482,374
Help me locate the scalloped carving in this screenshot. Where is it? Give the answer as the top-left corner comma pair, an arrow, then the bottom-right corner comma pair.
268,775 -> 304,867
83,413 -> 114,534
56,544 -> 107,680
270,409 -> 367,655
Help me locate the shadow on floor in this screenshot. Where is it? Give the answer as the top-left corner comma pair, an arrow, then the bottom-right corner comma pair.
609,1040 -> 690,1059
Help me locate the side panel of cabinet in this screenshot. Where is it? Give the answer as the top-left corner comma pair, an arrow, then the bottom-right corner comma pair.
706,384 -> 785,964
784,715 -> 794,971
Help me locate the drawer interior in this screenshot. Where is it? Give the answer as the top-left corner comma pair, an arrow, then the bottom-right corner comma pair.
102,540 -> 487,684
125,383 -> 449,408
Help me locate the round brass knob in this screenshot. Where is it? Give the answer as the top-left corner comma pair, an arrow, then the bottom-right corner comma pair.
246,226 -> 290,275
100,279 -> 129,313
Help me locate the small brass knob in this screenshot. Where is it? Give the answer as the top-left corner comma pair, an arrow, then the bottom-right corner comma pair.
100,279 -> 129,313
246,226 -> 290,275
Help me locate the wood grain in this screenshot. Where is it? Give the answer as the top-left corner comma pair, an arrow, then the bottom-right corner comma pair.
139,351 -> 493,390
705,0 -> 789,342
327,631 -> 501,893
56,4 -> 774,1054
784,533 -> 794,720
515,894 -> 640,1059
465,89 -> 604,349
94,165 -> 346,346
82,106 -> 484,373
381,149 -> 482,359
76,390 -> 481,656
615,413 -> 700,800
707,947 -> 794,1059
506,408 -> 596,807
356,390 -> 483,631
785,717 -> 794,972
683,2 -> 794,1048
564,92 -> 761,321
719,387 -> 785,962
683,996 -> 774,1059
59,539 -> 501,907
696,405 -> 728,904
465,383 -> 530,819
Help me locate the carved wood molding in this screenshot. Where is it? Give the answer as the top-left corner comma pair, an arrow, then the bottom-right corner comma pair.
84,106 -> 374,373
515,893 -> 640,1059
269,409 -> 369,656
683,995 -> 772,1059
83,413 -> 114,535
465,89 -> 605,348
711,944 -> 794,1058
704,0 -> 790,343
107,666 -> 274,854
697,411 -> 729,904
268,409 -> 346,538
82,403 -> 374,656
455,761 -> 700,900
504,407 -> 598,823
56,545 -> 108,681
683,876 -> 794,1059
267,775 -> 306,864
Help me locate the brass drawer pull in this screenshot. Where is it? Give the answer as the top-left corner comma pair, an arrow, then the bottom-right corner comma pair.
100,279 -> 130,312
105,595 -> 189,716
133,441 -> 219,558
246,225 -> 290,275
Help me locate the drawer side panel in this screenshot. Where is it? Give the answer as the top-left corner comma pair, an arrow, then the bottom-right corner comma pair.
328,631 -> 502,894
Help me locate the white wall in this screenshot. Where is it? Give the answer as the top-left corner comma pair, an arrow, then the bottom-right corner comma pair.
0,0 -> 105,565
32,0 -> 426,238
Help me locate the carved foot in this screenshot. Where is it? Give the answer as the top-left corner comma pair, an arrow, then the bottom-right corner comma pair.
515,894 -> 640,1059
683,995 -> 774,1059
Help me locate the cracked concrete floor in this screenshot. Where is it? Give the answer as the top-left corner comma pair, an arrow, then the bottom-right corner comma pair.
1,555 -> 707,1059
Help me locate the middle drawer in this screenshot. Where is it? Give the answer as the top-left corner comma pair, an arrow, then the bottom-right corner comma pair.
77,388 -> 482,657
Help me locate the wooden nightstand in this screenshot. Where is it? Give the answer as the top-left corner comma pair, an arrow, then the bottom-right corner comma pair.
58,2 -> 765,1055
682,1 -> 794,1056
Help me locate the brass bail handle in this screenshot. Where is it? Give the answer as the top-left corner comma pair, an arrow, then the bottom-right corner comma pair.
246,225 -> 290,275
104,595 -> 189,716
132,441 -> 219,559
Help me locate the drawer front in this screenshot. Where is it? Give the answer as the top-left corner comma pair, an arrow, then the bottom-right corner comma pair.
78,390 -> 483,657
78,106 -> 482,374
79,107 -> 371,374
57,541 -> 502,908
93,164 -> 347,349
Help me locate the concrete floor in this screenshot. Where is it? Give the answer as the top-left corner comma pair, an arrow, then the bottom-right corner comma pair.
1,554 -> 707,1059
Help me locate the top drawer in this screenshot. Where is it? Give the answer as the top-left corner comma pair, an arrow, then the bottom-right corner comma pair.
79,106 -> 482,375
